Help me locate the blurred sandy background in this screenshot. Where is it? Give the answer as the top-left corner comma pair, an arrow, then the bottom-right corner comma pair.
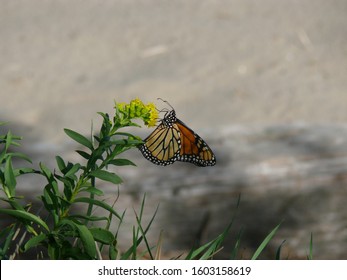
1,0 -> 347,259
2,1 -> 347,138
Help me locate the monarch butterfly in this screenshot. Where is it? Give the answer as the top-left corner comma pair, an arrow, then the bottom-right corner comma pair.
139,101 -> 216,167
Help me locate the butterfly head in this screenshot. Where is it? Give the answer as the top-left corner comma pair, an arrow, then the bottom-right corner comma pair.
156,98 -> 177,127
161,109 -> 177,128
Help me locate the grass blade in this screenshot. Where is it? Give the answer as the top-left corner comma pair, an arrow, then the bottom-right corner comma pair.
251,222 -> 281,260
275,240 -> 286,260
230,229 -> 243,260
307,233 -> 313,260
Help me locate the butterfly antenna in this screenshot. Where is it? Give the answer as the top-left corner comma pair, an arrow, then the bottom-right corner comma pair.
157,98 -> 174,111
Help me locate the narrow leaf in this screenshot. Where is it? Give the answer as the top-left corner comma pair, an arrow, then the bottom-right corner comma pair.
114,132 -> 139,138
0,225 -> 16,259
76,150 -> 91,160
80,186 -> 104,196
90,228 -> 114,245
108,159 -> 136,167
16,167 -> 37,176
154,230 -> 164,260
0,148 -> 6,163
109,244 -> 118,260
65,163 -> 81,179
230,229 -> 243,260
4,157 -> 16,196
0,209 -> 49,232
74,197 -> 121,220
64,129 -> 93,150
251,223 -> 281,260
307,233 -> 313,260
110,139 -> 143,146
275,240 -> 286,260
5,131 -> 13,151
89,169 -> 122,184
59,219 -> 96,258
39,162 -> 53,179
70,215 -> 109,222
23,233 -> 47,252
74,223 -> 96,258
55,156 -> 66,172
7,152 -> 32,163
40,162 -> 59,191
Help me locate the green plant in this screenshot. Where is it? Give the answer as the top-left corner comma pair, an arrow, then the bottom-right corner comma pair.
0,99 -> 283,260
0,99 -> 157,259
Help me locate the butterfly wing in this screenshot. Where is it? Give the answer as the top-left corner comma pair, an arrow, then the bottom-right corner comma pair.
139,108 -> 216,167
139,123 -> 181,166
175,119 -> 216,167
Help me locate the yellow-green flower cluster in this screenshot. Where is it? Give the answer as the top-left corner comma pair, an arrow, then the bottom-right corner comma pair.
116,98 -> 158,127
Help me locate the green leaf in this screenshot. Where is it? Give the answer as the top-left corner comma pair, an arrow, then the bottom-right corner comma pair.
40,162 -> 54,180
4,157 -> 16,197
59,219 -> 96,258
186,238 -> 217,260
89,169 -> 122,184
109,244 -> 118,260
0,121 -> 9,126
76,150 -> 91,160
40,162 -> 59,190
23,233 -> 47,252
80,186 -> 104,196
64,129 -> 93,150
251,223 -> 281,260
65,163 -> 81,179
114,132 -> 140,138
74,223 -> 96,258
0,225 -> 17,259
47,243 -> 59,260
276,240 -> 286,260
15,167 -> 37,176
62,247 -> 91,260
5,131 -> 13,151
1,131 -> 21,149
108,158 -> 136,167
110,139 -> 143,146
74,197 -> 121,220
42,185 -> 61,219
90,228 -> 114,245
0,209 -> 49,232
230,229 -> 243,260
7,152 -> 32,163
122,195 -> 159,260
0,197 -> 25,211
199,237 -> 224,260
43,186 -> 55,207
69,215 -> 109,223
55,156 -> 66,172
307,233 -> 313,260
0,148 -> 6,163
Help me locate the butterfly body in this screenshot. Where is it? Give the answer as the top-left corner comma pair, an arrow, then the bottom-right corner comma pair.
139,109 -> 216,167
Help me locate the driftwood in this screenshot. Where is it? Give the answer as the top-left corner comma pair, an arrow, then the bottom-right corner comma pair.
3,124 -> 347,259
106,123 -> 347,259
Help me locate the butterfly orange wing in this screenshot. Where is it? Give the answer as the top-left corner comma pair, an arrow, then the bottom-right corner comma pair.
175,120 -> 216,167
